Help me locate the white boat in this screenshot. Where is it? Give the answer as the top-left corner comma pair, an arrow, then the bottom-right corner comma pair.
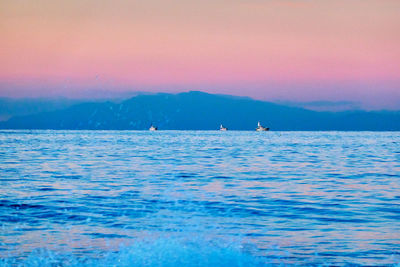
220,124 -> 228,131
256,121 -> 269,131
149,125 -> 158,131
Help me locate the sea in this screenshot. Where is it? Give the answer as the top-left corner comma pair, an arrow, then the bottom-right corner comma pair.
0,130 -> 399,266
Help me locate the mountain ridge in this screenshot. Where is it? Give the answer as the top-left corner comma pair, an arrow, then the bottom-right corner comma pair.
1,91 -> 399,130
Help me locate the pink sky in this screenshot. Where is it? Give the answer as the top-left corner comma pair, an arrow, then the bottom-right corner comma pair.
1,0 -> 399,109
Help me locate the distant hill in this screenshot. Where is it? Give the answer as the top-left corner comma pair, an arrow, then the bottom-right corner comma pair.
0,91 -> 147,121
0,91 -> 399,130
0,98 -> 82,122
276,100 -> 362,112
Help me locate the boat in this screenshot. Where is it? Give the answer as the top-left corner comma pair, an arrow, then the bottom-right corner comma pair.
220,124 -> 228,131
149,124 -> 158,131
256,121 -> 269,131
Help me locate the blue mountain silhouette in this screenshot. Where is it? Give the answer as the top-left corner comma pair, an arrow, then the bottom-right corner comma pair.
1,91 -> 399,130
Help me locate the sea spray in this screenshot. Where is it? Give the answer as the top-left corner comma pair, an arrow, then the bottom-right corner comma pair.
0,235 -> 265,267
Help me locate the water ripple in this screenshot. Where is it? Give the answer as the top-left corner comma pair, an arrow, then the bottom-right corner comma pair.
1,130 -> 400,266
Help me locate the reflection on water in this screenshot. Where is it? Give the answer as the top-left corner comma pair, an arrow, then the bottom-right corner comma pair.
0,130 -> 400,266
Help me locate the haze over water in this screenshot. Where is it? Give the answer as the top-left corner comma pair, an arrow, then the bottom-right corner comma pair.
1,130 -> 399,266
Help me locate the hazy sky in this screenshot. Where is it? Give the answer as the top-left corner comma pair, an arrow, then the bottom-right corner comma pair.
1,0 -> 399,109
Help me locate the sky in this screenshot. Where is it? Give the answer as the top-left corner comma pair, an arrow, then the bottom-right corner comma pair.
0,0 -> 399,109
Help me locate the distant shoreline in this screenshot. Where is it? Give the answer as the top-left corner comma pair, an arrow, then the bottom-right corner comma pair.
1,129 -> 399,132
1,92 -> 399,131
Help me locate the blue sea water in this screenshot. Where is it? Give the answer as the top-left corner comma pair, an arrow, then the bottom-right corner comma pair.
0,130 -> 399,266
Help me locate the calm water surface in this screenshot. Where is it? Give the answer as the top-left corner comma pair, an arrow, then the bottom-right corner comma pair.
1,131 -> 399,266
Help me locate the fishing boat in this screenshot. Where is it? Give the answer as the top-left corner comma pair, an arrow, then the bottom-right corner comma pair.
220,124 -> 228,131
256,121 -> 269,131
149,124 -> 158,131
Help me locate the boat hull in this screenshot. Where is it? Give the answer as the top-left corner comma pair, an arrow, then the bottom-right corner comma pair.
256,127 -> 269,131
